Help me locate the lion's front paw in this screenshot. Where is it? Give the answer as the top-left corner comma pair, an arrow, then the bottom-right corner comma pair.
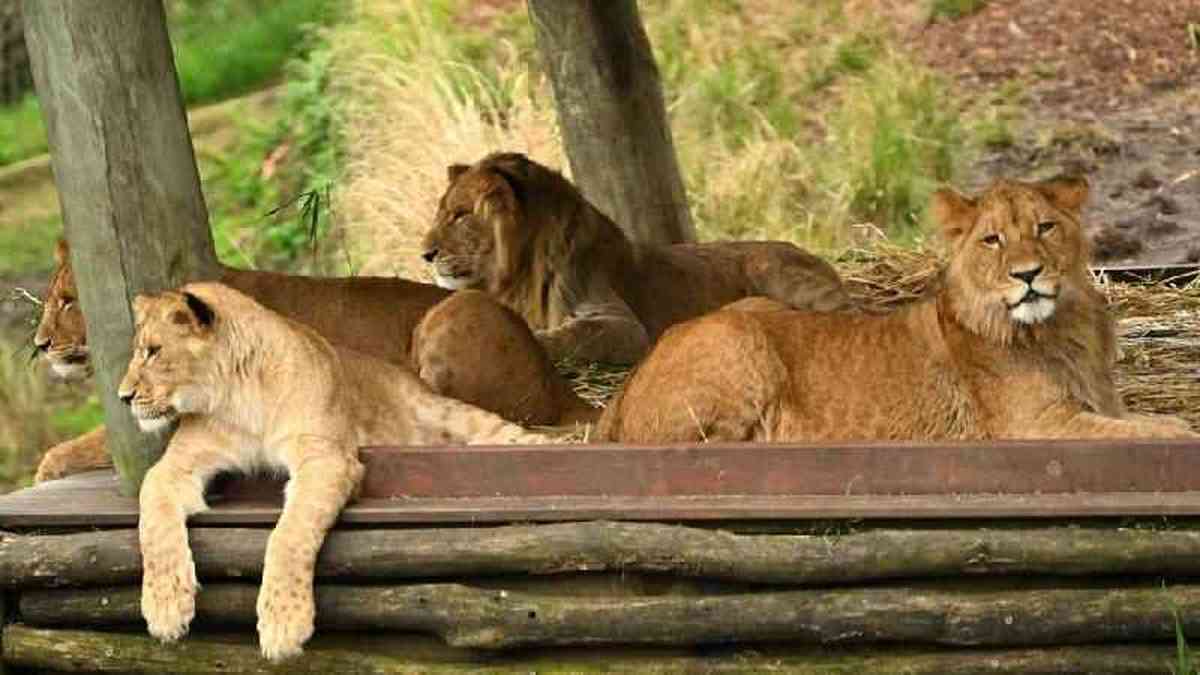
141,555 -> 198,643
256,576 -> 315,662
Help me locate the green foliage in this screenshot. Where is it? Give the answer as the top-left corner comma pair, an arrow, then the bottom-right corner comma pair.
828,63 -> 963,233
50,395 -> 105,438
203,38 -> 341,271
1172,596 -> 1198,675
927,0 -> 989,22
0,214 -> 62,278
170,0 -> 336,106
0,341 -> 55,491
0,96 -> 47,166
0,0 -> 336,168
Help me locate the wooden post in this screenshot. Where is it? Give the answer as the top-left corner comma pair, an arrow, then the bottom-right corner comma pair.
23,0 -> 219,495
527,0 -> 695,246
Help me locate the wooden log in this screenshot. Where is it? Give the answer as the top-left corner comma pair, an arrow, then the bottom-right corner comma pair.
22,0 -> 219,494
2,626 -> 1180,675
0,626 -> 1180,675
527,0 -> 694,246
20,582 -> 1200,649
10,522 -> 1200,589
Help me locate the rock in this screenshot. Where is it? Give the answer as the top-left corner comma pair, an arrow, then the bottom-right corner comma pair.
1092,226 -> 1145,260
1132,169 -> 1162,190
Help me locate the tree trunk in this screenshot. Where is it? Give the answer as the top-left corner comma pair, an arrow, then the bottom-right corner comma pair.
1,625 -> 1178,675
8,523 -> 1200,589
20,582 -> 1200,649
22,0 -> 218,494
527,0 -> 694,246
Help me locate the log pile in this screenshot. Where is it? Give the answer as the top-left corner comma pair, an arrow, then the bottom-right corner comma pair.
1,521 -> 1198,672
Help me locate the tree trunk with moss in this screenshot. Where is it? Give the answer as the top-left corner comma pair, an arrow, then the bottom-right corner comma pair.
22,0 -> 218,494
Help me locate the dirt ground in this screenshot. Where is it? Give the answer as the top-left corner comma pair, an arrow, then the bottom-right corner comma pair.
912,0 -> 1200,265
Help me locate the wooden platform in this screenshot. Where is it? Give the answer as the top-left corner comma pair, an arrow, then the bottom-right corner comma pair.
3,439 -> 1200,527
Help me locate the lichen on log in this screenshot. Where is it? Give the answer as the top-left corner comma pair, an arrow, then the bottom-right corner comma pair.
18,582 -> 1200,650
7,522 -> 1200,589
0,625 -> 1180,674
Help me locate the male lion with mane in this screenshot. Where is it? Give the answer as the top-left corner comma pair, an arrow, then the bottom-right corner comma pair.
124,282 -> 545,661
32,240 -> 593,482
599,177 -> 1197,442
421,152 -> 853,364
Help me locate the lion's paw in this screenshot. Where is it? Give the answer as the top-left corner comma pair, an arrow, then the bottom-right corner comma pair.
256,576 -> 314,662
141,556 -> 198,643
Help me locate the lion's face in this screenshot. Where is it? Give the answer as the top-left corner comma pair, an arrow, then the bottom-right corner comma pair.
932,177 -> 1090,336
421,160 -> 526,291
118,291 -> 218,432
34,240 -> 91,381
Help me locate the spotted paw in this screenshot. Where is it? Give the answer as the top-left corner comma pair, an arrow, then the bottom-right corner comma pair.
256,577 -> 314,662
141,554 -> 198,643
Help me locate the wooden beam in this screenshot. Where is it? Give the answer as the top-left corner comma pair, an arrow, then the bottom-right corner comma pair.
9,523 -> 1200,590
22,0 -> 219,495
2,626 -> 1178,675
527,0 -> 694,246
9,471 -> 1200,527
19,582 -> 1200,649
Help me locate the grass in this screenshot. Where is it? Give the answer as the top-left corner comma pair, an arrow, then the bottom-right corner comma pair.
170,0 -> 335,106
0,341 -> 58,492
0,96 -> 48,165
0,214 -> 62,278
927,0 -> 989,22
0,0 -> 335,169
330,0 -> 986,275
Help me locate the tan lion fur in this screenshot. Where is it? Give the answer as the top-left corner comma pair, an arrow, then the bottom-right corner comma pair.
123,282 -> 545,661
421,152 -> 853,364
598,177 -> 1197,442
32,240 -> 594,482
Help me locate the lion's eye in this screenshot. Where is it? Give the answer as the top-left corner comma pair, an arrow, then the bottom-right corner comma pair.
1036,221 -> 1056,236
146,345 -> 161,359
981,233 -> 1002,247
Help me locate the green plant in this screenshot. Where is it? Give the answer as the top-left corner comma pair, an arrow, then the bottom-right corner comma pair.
0,95 -> 48,165
1171,595 -> 1198,675
0,340 -> 56,492
171,0 -> 336,106
927,0 -> 989,22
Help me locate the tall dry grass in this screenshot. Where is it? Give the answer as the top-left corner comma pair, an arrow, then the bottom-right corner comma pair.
329,1 -> 561,279
326,0 -> 977,274
0,340 -> 57,491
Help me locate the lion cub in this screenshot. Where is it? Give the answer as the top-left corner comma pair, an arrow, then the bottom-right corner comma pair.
599,177 -> 1196,442
121,282 -> 545,661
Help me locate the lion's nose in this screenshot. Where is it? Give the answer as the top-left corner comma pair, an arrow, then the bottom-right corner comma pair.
1010,265 -> 1043,285
33,336 -> 50,352
422,249 -> 438,263
118,390 -> 134,406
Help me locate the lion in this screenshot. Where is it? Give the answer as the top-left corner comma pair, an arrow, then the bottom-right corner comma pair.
124,282 -> 546,661
421,152 -> 853,364
32,240 -> 595,481
598,176 -> 1197,442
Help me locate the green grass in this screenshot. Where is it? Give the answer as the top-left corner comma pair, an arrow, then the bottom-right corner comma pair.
927,0 -> 989,22
171,0 -> 336,106
0,214 -> 62,278
0,96 -> 47,165
0,0 -> 336,168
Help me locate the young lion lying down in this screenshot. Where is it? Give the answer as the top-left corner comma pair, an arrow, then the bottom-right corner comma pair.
121,282 -> 545,661
599,176 -> 1197,442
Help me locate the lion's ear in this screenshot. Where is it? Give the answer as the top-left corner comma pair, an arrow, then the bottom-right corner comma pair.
930,188 -> 977,241
174,290 -> 216,329
447,164 -> 470,184
54,238 -> 70,266
1037,175 -> 1089,214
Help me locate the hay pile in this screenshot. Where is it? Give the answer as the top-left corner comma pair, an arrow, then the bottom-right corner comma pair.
558,245 -> 1200,430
